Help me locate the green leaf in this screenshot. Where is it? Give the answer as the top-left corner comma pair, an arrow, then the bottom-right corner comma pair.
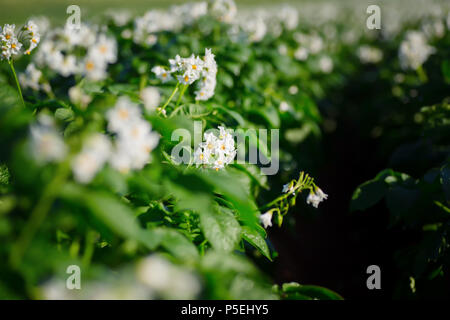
54,108 -> 74,122
350,178 -> 388,212
199,206 -> 241,252
155,227 -> 199,260
59,184 -> 157,250
241,226 -> 271,260
280,282 -> 343,300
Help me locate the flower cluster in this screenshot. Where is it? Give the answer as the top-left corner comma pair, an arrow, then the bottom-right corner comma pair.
132,2 -> 209,46
194,126 -> 236,171
34,24 -> 117,81
0,21 -> 40,61
306,188 -> 328,208
259,172 -> 328,229
153,48 -> 218,101
72,97 -> 159,184
106,97 -> 160,173
19,63 -> 51,93
399,31 -> 436,70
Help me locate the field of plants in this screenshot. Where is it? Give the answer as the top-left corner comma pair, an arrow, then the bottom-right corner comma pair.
0,0 -> 449,300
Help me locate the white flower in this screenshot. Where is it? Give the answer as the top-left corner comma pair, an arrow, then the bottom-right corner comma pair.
163,48 -> 217,99
106,97 -> 160,173
195,48 -> 217,101
294,47 -> 309,61
278,5 -> 299,30
399,31 -> 435,70
241,13 -> 267,43
209,0 -> 237,23
282,183 -> 294,194
69,86 -> 92,108
137,255 -> 200,299
19,63 -> 42,91
82,55 -> 108,81
22,20 -> 41,55
72,134 -> 112,184
140,86 -> 160,112
306,188 -> 328,208
259,211 -> 273,229
30,117 -> 67,163
194,126 -> 235,170
106,96 -> 142,134
57,55 -> 78,77
357,45 -> 383,64
289,85 -> 298,95
89,34 -> 117,64
151,66 -> 173,83
279,101 -> 290,112
319,56 -> 333,73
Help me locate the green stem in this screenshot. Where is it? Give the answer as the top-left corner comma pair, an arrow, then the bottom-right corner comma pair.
9,161 -> 71,268
159,82 -> 180,115
176,84 -> 188,108
9,60 -> 26,107
81,230 -> 97,268
417,65 -> 428,83
139,74 -> 148,91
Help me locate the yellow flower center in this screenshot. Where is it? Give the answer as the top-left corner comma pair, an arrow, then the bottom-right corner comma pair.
5,34 -> 11,40
86,61 -> 95,71
11,43 -> 16,49
32,38 -> 37,43
192,64 -> 197,70
99,45 -> 107,54
119,109 -> 129,119
184,75 -> 189,82
199,154 -> 204,160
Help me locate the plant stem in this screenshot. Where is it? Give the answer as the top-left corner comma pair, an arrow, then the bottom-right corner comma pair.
159,82 -> 180,115
417,65 -> 428,83
176,84 -> 188,108
8,60 -> 26,107
9,161 -> 71,268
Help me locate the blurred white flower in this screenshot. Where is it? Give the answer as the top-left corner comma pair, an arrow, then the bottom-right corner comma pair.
209,0 -> 237,23
89,34 -> 117,64
106,97 -> 159,173
399,31 -> 435,70
30,115 -> 67,163
357,45 -> 383,64
140,86 -> 161,112
294,47 -> 308,61
19,63 -> 42,91
72,133 -> 111,184
319,56 -> 333,73
279,101 -> 290,112
69,86 -> 92,108
137,255 -> 200,299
